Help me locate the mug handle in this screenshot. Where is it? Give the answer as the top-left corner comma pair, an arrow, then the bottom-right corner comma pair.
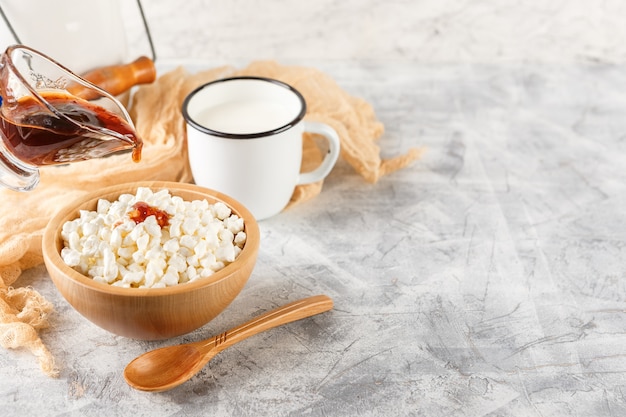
297,121 -> 341,185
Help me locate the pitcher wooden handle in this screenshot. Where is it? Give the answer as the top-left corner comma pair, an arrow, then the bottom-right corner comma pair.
69,56 -> 156,99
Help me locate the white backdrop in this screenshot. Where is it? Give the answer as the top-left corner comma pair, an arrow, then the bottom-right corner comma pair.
1,0 -> 626,66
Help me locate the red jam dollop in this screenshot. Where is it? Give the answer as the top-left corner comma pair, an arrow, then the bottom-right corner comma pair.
128,201 -> 170,228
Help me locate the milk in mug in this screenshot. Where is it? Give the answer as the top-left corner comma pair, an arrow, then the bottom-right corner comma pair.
195,100 -> 294,134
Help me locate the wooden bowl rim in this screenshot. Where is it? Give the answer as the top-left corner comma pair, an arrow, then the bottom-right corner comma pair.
42,181 -> 260,298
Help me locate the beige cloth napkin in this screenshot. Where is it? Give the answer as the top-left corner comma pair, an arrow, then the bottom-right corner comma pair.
0,61 -> 422,376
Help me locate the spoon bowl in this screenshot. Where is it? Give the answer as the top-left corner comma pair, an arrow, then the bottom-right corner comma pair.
124,295 -> 334,392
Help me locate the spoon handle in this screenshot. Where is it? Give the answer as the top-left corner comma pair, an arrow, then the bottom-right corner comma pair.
203,295 -> 333,354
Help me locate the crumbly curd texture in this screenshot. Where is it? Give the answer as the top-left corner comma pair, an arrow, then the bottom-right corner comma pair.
61,187 -> 247,288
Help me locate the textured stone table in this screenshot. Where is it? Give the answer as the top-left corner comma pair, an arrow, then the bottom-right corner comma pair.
3,61 -> 626,416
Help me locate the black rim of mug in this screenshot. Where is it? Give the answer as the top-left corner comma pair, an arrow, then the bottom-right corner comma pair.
181,76 -> 307,140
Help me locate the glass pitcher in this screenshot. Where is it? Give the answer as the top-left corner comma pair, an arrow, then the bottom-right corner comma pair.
0,45 -> 142,192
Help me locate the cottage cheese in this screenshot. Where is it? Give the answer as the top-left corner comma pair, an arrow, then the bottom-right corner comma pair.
60,187 -> 247,288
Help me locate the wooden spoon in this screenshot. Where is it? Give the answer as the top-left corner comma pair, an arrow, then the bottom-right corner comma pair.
124,295 -> 333,392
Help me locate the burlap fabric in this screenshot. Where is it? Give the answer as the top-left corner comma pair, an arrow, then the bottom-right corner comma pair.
0,61 -> 422,376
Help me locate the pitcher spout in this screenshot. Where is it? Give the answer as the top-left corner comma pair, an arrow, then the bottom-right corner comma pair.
0,45 -> 150,192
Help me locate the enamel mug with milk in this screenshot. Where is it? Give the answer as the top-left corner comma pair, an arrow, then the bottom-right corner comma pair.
182,76 -> 340,220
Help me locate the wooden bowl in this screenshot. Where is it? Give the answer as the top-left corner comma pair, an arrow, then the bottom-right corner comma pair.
42,181 -> 260,340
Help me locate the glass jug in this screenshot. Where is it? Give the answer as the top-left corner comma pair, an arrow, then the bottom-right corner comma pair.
0,45 -> 142,192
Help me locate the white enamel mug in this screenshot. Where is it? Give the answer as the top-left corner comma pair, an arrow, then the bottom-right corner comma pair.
182,77 -> 340,220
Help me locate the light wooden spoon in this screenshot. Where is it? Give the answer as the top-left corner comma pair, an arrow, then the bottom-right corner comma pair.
124,295 -> 333,392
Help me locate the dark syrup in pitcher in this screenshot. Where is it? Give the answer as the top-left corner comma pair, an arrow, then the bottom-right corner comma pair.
0,91 -> 142,166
